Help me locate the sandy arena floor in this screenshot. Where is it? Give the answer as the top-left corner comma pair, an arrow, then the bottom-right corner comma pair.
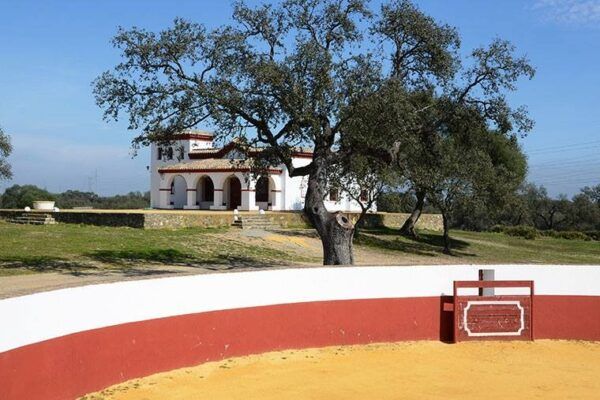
80,340 -> 600,400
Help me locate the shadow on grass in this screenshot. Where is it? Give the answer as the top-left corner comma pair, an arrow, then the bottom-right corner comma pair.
0,256 -> 99,276
0,248 -> 289,277
86,248 -> 289,270
356,228 -> 475,257
270,228 -> 320,239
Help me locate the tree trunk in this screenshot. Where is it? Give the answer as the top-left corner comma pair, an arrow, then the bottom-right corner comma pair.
303,167 -> 355,265
352,206 -> 369,238
399,190 -> 425,238
442,212 -> 451,255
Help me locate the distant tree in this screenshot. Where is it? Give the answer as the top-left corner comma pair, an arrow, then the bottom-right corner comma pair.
519,184 -> 570,230
449,132 -> 527,231
581,184 -> 600,206
0,185 -> 55,209
56,190 -> 100,209
567,193 -> 600,231
0,126 -> 12,181
98,191 -> 150,209
377,191 -> 416,214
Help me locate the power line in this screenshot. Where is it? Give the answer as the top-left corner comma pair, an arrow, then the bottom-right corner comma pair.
527,144 -> 600,156
527,139 -> 600,153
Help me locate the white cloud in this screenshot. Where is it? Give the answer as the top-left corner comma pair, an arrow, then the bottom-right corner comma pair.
533,0 -> 600,25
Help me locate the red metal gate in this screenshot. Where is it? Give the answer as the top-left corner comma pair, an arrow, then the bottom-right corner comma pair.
454,280 -> 534,342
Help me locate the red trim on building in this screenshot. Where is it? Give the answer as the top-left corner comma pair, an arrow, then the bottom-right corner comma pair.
241,189 -> 256,192
291,151 -> 313,159
158,168 -> 283,175
159,188 -> 171,191
271,189 -> 282,192
176,133 -> 213,141
186,189 -> 196,192
1,295 -> 599,400
214,189 -> 223,191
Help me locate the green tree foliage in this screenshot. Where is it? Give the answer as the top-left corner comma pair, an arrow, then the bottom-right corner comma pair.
581,184 -> 600,206
0,126 -> 12,180
567,193 -> 600,232
377,191 -> 418,214
449,132 -> 527,231
480,182 -> 600,233
0,185 -> 56,209
0,185 -> 150,210
56,190 -> 101,208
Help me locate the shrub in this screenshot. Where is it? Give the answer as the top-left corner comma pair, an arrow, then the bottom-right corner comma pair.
537,229 -> 557,238
490,225 -> 505,233
552,231 -> 591,241
584,231 -> 600,241
502,225 -> 537,240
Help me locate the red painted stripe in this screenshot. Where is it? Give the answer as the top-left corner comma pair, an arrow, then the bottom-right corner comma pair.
1,295 -> 599,400
158,168 -> 283,174
534,296 -> 600,340
177,134 -> 213,141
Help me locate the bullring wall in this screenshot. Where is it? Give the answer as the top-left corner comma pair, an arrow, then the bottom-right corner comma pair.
1,265 -> 599,400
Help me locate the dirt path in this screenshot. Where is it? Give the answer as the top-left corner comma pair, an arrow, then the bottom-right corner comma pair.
80,340 -> 600,400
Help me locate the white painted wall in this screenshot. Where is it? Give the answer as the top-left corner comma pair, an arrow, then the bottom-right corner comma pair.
150,137 -> 211,208
152,144 -> 369,212
1,265 -> 599,353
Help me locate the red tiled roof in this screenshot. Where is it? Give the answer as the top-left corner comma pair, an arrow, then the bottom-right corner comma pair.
158,159 -> 283,174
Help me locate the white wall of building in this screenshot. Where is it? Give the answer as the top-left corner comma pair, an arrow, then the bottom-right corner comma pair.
151,138 -> 372,213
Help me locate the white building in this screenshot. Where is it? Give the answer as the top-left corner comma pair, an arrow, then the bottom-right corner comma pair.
150,131 -> 370,212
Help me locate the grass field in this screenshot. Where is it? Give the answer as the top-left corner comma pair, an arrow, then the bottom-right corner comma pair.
357,227 -> 600,265
0,220 -> 598,278
0,221 -> 314,277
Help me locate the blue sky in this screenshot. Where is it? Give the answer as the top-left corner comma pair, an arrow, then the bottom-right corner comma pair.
0,0 -> 598,197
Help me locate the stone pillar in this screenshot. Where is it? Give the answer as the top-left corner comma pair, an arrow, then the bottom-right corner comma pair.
210,189 -> 227,210
184,189 -> 199,209
240,189 -> 259,211
270,190 -> 283,211
159,189 -> 174,209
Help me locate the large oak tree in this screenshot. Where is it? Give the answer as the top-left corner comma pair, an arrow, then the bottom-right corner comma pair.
94,0 -> 533,265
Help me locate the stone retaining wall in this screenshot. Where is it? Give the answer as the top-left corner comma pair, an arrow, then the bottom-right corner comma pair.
0,209 -> 442,231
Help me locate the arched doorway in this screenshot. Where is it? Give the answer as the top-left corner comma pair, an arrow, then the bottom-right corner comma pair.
196,176 -> 214,209
170,175 -> 187,209
225,176 -> 242,210
255,176 -> 269,210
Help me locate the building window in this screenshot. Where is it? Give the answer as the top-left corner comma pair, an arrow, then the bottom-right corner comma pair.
167,147 -> 174,160
158,148 -> 163,160
329,188 -> 339,202
255,177 -> 269,202
170,181 -> 175,195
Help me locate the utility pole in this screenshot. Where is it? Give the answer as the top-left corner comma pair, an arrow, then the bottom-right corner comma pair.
94,169 -> 99,194
87,170 -> 99,194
